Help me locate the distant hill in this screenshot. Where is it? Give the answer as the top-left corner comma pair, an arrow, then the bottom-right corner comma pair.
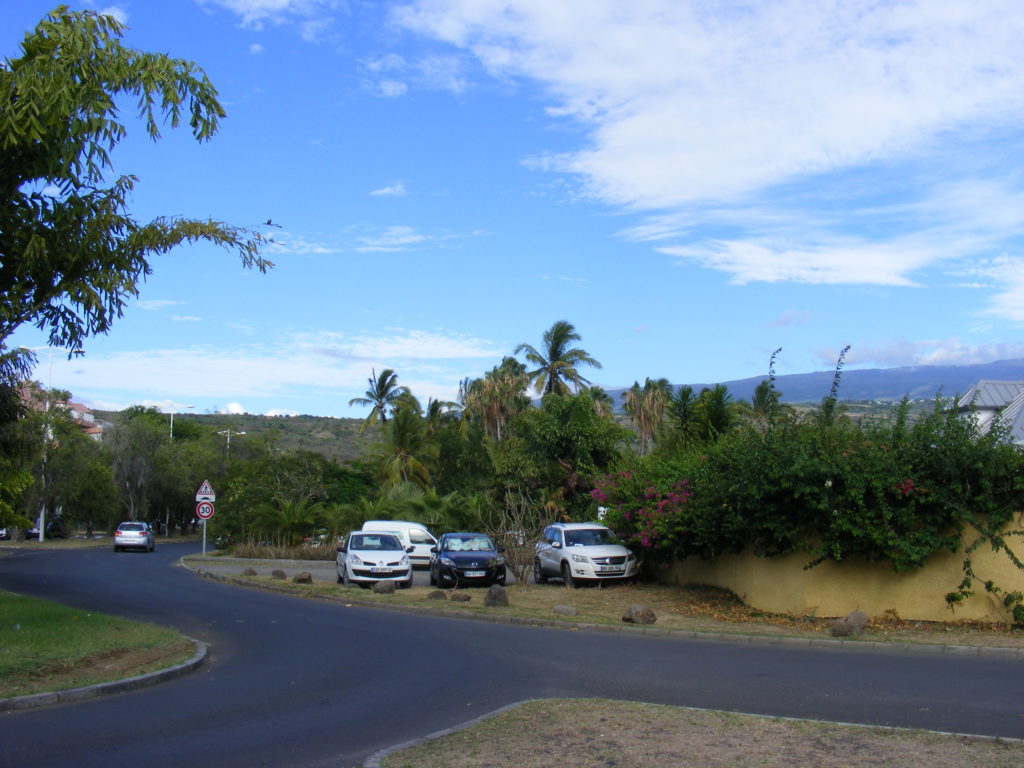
607,358 -> 1024,405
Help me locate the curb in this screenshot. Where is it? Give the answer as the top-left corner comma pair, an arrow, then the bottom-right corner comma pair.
180,558 -> 1024,660
0,637 -> 208,713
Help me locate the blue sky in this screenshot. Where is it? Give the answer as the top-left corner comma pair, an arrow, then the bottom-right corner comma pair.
6,0 -> 1024,418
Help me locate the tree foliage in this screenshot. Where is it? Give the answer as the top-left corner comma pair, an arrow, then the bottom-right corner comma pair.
0,6 -> 271,365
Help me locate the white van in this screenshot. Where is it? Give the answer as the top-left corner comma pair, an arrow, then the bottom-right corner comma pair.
361,520 -> 437,568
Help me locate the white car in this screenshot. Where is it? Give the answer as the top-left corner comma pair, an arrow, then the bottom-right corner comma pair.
337,531 -> 413,588
534,522 -> 639,587
361,520 -> 437,568
113,521 -> 155,552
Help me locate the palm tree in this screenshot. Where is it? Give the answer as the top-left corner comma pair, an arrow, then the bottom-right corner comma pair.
582,385 -> 616,419
348,368 -> 408,432
376,402 -> 437,489
621,377 -> 672,454
515,320 -> 602,396
462,357 -> 530,442
694,384 -> 736,442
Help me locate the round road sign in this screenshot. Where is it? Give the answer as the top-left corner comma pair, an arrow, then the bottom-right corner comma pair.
196,501 -> 215,520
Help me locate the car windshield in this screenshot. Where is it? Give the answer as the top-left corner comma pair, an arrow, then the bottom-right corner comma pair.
350,533 -> 402,551
443,535 -> 494,552
564,528 -> 620,547
119,524 -> 145,532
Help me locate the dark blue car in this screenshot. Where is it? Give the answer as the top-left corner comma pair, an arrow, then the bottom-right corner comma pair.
429,532 -> 506,587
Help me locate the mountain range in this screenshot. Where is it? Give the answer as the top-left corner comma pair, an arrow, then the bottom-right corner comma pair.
608,358 -> 1024,404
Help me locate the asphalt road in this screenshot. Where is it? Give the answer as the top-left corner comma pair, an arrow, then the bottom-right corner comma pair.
1,542 -> 1021,768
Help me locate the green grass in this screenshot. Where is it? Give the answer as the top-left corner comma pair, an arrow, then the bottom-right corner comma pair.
0,591 -> 194,698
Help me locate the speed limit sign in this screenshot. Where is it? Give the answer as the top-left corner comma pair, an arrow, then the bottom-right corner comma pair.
196,501 -> 215,520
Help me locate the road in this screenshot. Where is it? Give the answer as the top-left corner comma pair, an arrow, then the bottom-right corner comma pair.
0,542 -> 1021,768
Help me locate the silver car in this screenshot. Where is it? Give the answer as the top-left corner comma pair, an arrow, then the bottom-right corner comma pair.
113,521 -> 155,552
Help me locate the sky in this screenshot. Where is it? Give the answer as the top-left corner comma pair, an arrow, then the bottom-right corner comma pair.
6,0 -> 1024,418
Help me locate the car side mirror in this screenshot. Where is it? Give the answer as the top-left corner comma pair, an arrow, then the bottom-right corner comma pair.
497,546 -> 505,553
430,546 -> 438,554
406,545 -> 415,553
336,546 -> 345,553
552,541 -> 561,549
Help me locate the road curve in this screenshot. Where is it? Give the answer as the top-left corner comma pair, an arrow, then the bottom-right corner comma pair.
0,542 -> 1020,768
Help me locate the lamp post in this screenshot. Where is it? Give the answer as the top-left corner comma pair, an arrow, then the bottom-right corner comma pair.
218,428 -> 246,456
169,404 -> 195,440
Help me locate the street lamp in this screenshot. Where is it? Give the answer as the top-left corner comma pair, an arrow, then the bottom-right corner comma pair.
218,428 -> 246,455
169,404 -> 195,440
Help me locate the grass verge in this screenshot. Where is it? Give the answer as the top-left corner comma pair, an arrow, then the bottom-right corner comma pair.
380,698 -> 1024,768
0,591 -> 195,699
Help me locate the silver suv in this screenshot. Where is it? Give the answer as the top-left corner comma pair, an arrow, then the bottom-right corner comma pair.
534,522 -> 639,587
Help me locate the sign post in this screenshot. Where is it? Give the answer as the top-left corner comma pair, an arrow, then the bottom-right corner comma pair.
195,481 -> 216,556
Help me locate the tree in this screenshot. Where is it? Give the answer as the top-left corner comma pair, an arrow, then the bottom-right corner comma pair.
515,320 -> 602,396
348,368 -> 408,432
0,7 -> 271,367
461,357 -> 530,442
621,377 -> 672,455
375,400 -> 438,489
108,406 -> 166,521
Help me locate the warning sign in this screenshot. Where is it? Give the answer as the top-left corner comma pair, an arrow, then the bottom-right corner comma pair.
196,480 -> 215,503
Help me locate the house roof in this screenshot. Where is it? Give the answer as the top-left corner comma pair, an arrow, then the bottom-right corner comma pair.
959,380 -> 1024,444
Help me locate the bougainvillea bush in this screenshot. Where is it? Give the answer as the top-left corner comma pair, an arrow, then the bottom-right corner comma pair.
597,399 -> 1024,618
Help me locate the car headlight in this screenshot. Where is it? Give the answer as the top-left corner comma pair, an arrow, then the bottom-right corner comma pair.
493,556 -> 505,566
571,553 -> 589,563
440,557 -> 456,567
350,555 -> 363,566
400,555 -> 410,566
627,552 -> 637,562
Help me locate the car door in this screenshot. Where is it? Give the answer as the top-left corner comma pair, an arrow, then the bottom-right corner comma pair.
537,526 -> 559,577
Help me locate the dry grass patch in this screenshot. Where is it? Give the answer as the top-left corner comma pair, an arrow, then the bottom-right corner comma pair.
380,699 -> 1024,768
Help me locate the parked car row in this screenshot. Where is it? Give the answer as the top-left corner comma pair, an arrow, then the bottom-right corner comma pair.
336,519 -> 639,590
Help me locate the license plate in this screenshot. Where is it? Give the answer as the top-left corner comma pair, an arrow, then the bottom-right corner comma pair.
464,570 -> 485,578
597,565 -> 623,573
370,567 -> 390,574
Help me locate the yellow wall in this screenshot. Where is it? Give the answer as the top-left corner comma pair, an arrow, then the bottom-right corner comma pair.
666,524 -> 1024,623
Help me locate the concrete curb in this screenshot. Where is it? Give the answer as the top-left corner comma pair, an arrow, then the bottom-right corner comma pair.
180,557 -> 1024,660
0,637 -> 208,713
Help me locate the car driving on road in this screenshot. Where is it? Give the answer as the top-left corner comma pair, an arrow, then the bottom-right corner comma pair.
429,532 -> 506,588
534,522 -> 638,587
113,521 -> 155,552
337,531 -> 413,588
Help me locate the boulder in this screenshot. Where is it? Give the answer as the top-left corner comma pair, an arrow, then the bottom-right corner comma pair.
449,592 -> 471,603
242,567 -> 258,577
271,569 -> 287,580
293,571 -> 313,584
426,590 -> 448,600
829,610 -> 869,637
483,585 -> 509,607
552,604 -> 578,617
622,604 -> 657,625
372,581 -> 396,595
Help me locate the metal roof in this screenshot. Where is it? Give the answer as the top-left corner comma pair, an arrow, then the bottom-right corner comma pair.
959,380 -> 1024,444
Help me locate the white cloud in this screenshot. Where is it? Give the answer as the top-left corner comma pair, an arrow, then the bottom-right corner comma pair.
98,6 -> 128,24
396,0 -> 1024,302
815,339 -> 1024,369
198,0 -> 336,31
377,80 -> 409,97
265,231 -> 338,255
49,328 -> 504,414
136,300 -> 184,311
355,225 -> 428,252
398,1 -> 1024,208
171,316 -> 203,323
370,182 -> 408,197
249,43 -> 265,54
223,402 -> 247,414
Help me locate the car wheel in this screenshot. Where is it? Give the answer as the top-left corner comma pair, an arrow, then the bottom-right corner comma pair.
342,568 -> 351,586
400,577 -> 412,589
534,558 -> 547,584
561,562 -> 576,589
429,568 -> 437,586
